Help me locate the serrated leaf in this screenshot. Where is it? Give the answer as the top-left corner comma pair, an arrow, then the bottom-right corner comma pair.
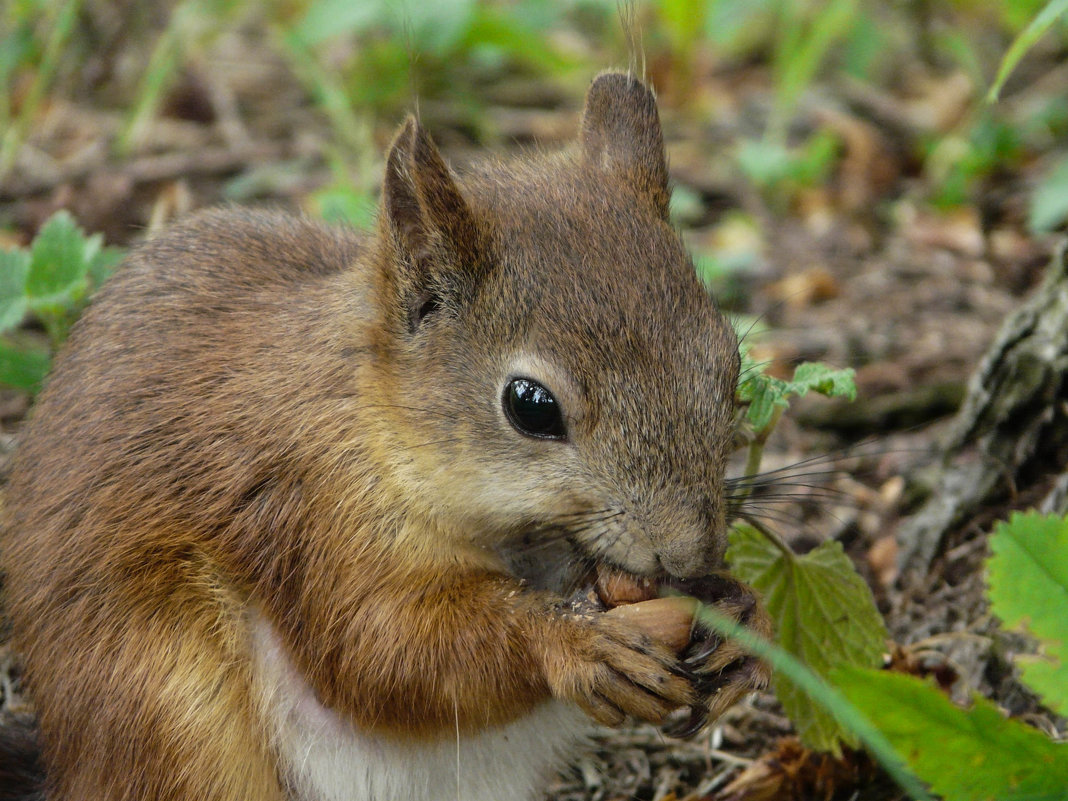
695,605 -> 932,801
0,339 -> 51,392
987,512 -> 1068,716
26,211 -> 91,305
788,362 -> 857,401
834,666 -> 1068,801
727,524 -> 887,754
0,249 -> 30,332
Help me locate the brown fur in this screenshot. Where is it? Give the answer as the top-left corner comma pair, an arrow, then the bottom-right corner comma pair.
2,73 -> 763,800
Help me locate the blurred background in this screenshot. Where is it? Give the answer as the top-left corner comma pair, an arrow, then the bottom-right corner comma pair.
3,0 -> 1066,493
2,2 -> 1068,799
2,1 -> 1066,247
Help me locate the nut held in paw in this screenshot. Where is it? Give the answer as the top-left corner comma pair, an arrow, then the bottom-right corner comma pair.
604,596 -> 698,653
595,565 -> 658,607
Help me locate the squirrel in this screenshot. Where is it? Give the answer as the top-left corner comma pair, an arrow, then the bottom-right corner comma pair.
0,72 -> 770,801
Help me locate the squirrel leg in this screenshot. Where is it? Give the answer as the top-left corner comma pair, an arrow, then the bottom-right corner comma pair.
25,555 -> 283,801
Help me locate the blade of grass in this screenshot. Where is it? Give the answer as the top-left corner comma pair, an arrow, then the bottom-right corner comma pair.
116,2 -> 190,156
275,26 -> 377,190
0,0 -> 82,180
988,0 -> 1068,102
768,0 -> 858,143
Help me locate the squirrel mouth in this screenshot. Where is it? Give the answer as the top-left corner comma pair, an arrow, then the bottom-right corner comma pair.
589,562 -> 742,610
593,564 -> 660,606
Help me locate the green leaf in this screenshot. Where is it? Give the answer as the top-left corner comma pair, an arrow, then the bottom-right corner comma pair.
987,512 -> 1068,716
26,210 -> 91,306
405,0 -> 477,56
294,0 -> 388,45
834,666 -> 1068,801
669,184 -> 705,226
695,606 -> 931,801
736,138 -> 794,189
310,185 -> 378,230
742,374 -> 789,431
737,361 -> 856,432
459,7 -> 570,72
988,0 -> 1068,102
1029,155 -> 1068,233
0,248 -> 30,332
727,524 -> 888,754
87,245 -> 125,288
0,338 -> 50,392
788,362 -> 857,401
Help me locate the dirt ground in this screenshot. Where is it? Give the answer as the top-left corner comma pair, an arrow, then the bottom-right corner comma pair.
1,16 -> 1066,801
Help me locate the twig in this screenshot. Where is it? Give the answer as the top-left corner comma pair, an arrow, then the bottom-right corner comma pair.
0,141 -> 288,198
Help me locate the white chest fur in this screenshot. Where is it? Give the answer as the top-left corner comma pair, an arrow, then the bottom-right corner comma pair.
250,611 -> 589,801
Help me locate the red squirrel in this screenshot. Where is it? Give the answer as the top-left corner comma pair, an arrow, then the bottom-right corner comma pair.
1,72 -> 769,801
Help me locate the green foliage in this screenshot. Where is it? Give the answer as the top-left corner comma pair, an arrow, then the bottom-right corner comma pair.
767,0 -> 859,142
309,183 -> 379,230
287,0 -> 573,124
0,249 -> 31,332
987,512 -> 1068,716
117,0 -> 246,154
736,350 -> 856,432
707,512 -> 1068,798
736,130 -> 841,202
988,0 -> 1068,102
0,211 -> 122,391
727,525 -> 887,754
652,0 -> 707,97
694,603 -> 932,801
825,511 -> 1068,800
926,115 -> 1023,209
717,508 -> 1068,798
0,0 -> 81,178
834,666 -> 1068,800
1029,154 -> 1068,232
728,333 -> 878,757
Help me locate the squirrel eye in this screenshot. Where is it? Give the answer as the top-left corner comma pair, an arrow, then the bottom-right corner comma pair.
503,378 -> 566,440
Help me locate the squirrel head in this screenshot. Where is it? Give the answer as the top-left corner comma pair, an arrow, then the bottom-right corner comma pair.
368,72 -> 738,581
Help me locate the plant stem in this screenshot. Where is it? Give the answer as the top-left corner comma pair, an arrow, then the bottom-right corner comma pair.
738,404 -> 784,503
741,514 -> 796,560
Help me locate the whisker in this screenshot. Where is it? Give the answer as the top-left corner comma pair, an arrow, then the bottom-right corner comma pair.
402,438 -> 467,450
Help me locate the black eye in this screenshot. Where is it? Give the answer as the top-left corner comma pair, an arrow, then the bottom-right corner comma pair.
503,378 -> 567,440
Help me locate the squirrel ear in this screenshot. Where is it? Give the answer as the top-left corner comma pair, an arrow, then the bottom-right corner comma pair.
579,72 -> 670,219
382,117 -> 483,330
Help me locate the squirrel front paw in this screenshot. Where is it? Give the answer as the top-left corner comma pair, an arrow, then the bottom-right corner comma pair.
538,605 -> 695,728
661,573 -> 772,737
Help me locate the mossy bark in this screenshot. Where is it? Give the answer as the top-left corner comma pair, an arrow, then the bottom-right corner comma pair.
898,240 -> 1068,576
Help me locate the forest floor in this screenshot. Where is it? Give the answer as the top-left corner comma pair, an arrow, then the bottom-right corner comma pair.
1,11 -> 1067,800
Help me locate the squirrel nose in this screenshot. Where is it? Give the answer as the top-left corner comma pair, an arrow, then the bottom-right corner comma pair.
656,531 -> 725,579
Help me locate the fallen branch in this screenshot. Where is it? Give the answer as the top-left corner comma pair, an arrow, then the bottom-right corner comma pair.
897,240 -> 1068,577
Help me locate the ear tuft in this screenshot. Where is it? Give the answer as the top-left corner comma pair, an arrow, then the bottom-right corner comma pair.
383,117 -> 424,261
579,72 -> 670,218
381,116 -> 484,331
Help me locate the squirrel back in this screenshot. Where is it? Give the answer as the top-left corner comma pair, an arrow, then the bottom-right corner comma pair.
1,73 -> 765,801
